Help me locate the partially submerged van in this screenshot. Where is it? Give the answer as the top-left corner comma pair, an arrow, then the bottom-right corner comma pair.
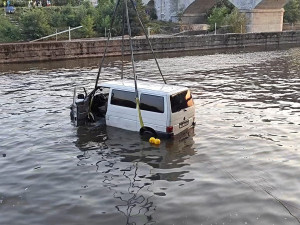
71,79 -> 195,137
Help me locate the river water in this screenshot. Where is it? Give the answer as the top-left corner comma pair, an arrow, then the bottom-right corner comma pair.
0,48 -> 300,225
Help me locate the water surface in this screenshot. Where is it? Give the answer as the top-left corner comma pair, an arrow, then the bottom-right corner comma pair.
0,48 -> 300,225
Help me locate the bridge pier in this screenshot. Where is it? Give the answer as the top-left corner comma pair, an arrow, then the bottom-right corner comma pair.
181,13 -> 206,24
230,0 -> 289,33
144,0 -> 290,33
243,8 -> 285,33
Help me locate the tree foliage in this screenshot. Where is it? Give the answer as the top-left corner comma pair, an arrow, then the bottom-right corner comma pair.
207,0 -> 246,33
123,0 -> 148,36
224,8 -> 246,33
207,6 -> 229,30
145,0 -> 157,20
284,0 -> 300,23
94,0 -> 115,35
61,3 -> 95,27
81,15 -> 95,37
94,0 -> 148,36
3,0 -> 26,7
20,9 -> 52,40
50,0 -> 82,6
0,15 -> 21,43
215,0 -> 234,10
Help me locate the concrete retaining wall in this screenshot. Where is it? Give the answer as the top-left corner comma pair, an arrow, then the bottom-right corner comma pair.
0,31 -> 300,64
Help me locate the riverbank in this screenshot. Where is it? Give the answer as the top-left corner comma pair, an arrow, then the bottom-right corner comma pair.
0,31 -> 300,64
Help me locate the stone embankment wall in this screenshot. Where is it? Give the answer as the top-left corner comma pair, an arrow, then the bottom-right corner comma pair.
0,31 -> 299,64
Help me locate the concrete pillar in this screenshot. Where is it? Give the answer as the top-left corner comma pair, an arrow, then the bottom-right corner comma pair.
155,0 -> 168,21
242,8 -> 285,33
229,0 -> 289,33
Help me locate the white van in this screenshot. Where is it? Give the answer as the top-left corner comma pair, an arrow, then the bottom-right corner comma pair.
71,79 -> 195,137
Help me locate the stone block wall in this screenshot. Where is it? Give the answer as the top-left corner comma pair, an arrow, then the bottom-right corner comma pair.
244,9 -> 285,33
0,31 -> 299,64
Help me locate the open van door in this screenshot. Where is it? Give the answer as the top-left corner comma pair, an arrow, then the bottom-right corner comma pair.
169,89 -> 195,135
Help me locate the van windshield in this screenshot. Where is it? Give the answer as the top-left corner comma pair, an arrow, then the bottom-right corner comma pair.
170,90 -> 194,113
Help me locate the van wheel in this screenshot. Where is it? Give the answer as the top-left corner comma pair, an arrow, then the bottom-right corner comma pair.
139,126 -> 157,139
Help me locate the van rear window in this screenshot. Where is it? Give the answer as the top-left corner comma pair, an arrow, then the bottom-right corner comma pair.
170,90 -> 194,113
140,94 -> 164,113
111,90 -> 136,108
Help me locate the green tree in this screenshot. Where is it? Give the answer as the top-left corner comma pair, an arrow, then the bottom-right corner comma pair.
116,0 -> 149,36
0,15 -> 21,43
284,0 -> 300,23
81,15 -> 95,37
145,0 -> 157,20
61,1 -> 96,27
20,9 -> 52,40
207,6 -> 229,31
83,0 -> 97,17
215,0 -> 234,10
51,0 -> 81,6
62,4 -> 82,27
5,0 -> 26,7
47,7 -> 65,27
224,8 -> 246,33
95,0 -> 149,36
94,0 -> 115,35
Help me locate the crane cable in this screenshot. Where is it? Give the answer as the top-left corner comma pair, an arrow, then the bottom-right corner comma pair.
95,0 -> 121,89
89,0 -> 121,120
129,0 -> 166,84
124,0 -> 144,128
92,0 -> 159,140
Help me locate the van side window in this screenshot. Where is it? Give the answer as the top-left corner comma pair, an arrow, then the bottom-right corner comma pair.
111,89 -> 136,108
140,94 -> 164,113
170,90 -> 194,113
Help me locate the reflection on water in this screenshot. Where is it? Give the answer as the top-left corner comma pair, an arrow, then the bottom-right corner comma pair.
0,47 -> 300,225
75,125 -> 195,224
76,125 -> 195,176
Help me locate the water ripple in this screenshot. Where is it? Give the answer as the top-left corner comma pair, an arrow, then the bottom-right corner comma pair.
0,48 -> 300,225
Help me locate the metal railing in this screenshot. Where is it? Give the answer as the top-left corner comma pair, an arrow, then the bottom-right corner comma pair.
30,26 -> 83,42
283,23 -> 300,31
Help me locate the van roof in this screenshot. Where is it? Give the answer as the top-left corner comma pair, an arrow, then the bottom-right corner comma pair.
99,79 -> 188,95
